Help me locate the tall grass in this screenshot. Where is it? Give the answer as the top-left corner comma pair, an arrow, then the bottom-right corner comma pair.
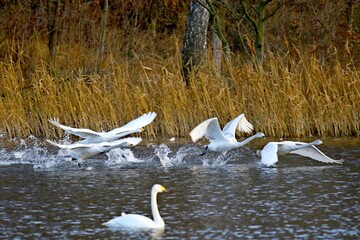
0,36 -> 359,139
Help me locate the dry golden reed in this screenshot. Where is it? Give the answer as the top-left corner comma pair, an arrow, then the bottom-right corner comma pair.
0,37 -> 359,140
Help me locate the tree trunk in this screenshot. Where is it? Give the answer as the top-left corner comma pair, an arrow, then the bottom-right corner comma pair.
182,0 -> 210,85
47,0 -> 60,64
212,30 -> 222,77
97,0 -> 108,71
242,0 -> 286,64
255,0 -> 266,63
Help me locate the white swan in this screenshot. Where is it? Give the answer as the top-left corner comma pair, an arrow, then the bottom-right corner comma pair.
257,140 -> 344,167
189,114 -> 265,154
103,184 -> 166,229
48,112 -> 156,144
46,137 -> 142,167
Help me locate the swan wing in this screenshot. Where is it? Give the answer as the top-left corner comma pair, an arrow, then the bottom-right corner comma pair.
47,137 -> 141,151
109,112 -> 157,135
46,139 -> 79,149
290,146 -> 344,164
222,114 -> 254,139
189,118 -> 226,143
260,142 -> 279,166
48,118 -> 101,138
103,214 -> 158,228
108,137 -> 142,147
46,139 -> 97,150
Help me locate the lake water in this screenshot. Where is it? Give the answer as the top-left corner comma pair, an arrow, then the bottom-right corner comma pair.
0,136 -> 359,239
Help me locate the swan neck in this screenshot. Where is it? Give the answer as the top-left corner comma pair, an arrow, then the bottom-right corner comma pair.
151,191 -> 164,227
293,141 -> 318,151
237,134 -> 258,146
115,129 -> 137,138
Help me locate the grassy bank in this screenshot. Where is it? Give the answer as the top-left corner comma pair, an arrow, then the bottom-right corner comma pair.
0,37 -> 359,139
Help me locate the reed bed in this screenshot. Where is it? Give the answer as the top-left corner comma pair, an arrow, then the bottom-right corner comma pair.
0,37 -> 359,140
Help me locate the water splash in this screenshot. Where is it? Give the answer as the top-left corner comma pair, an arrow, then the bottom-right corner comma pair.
0,135 -> 52,166
200,151 -> 245,167
33,155 -> 70,170
174,145 -> 202,164
104,148 -> 144,166
154,144 -> 173,167
152,144 -> 203,167
0,135 -> 79,169
0,149 -> 13,165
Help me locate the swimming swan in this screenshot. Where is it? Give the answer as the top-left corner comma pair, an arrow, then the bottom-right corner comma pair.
48,112 -> 156,144
189,114 -> 265,154
103,184 -> 166,229
257,140 -> 344,167
46,137 -> 142,166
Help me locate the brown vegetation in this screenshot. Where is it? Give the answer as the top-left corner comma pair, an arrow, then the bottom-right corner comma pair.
0,0 -> 359,139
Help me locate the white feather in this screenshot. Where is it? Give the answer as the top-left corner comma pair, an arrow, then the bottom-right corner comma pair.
48,112 -> 156,144
189,114 -> 263,153
103,184 -> 166,229
259,140 -> 344,167
46,137 -> 142,164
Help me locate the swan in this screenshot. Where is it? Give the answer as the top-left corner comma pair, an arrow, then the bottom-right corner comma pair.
103,184 -> 166,229
189,114 -> 265,154
48,112 -> 156,144
46,137 -> 142,167
257,139 -> 344,167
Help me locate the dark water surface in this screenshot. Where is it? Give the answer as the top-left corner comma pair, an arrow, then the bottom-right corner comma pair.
0,137 -> 359,239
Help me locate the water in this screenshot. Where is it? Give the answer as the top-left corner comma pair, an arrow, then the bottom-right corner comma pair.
0,136 -> 359,239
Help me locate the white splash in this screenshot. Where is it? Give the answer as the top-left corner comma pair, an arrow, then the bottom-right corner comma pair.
200,151 -> 244,166
104,148 -> 144,166
0,149 -> 13,165
154,144 -> 173,167
153,144 -> 201,167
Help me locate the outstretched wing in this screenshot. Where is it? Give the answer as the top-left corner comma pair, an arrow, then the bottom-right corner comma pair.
189,118 -> 226,143
46,139 -> 92,150
222,114 -> 254,139
48,118 -> 101,139
109,112 -> 157,135
260,142 -> 279,167
291,146 -> 344,164
106,137 -> 142,148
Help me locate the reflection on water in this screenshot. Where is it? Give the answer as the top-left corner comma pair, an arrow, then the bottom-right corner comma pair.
0,137 -> 359,239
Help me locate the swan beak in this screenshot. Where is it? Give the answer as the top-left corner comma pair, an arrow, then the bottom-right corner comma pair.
161,186 -> 167,192
141,127 -> 147,133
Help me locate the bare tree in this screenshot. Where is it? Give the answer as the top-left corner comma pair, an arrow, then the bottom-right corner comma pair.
181,0 -> 210,85
47,0 -> 60,64
241,0 -> 286,63
97,0 -> 108,71
206,0 -> 231,77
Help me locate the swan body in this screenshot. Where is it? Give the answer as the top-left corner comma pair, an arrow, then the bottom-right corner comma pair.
48,112 -> 156,144
103,184 -> 166,229
46,137 -> 142,166
258,140 -> 344,167
189,114 -> 264,153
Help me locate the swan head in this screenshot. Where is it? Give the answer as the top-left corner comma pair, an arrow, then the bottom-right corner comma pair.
255,132 -> 265,138
312,139 -> 323,145
152,184 -> 166,193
